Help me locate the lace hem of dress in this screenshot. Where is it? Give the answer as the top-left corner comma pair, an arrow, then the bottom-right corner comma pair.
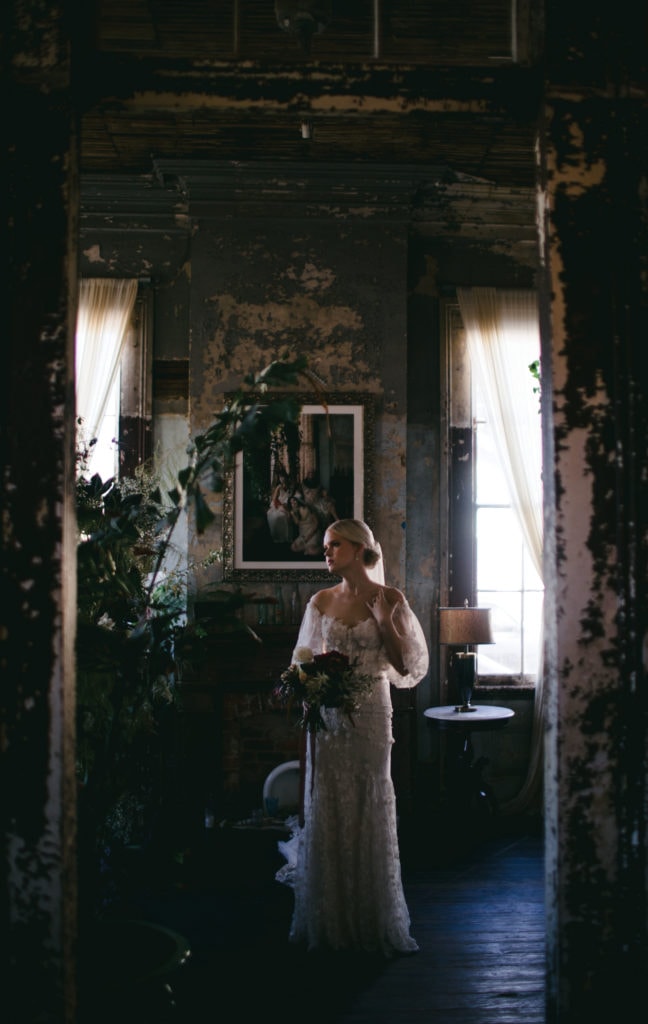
275,816 -> 419,957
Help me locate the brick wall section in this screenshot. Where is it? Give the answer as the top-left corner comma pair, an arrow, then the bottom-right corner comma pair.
222,691 -> 301,816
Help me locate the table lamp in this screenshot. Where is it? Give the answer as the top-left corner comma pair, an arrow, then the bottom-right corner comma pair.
439,600 -> 494,712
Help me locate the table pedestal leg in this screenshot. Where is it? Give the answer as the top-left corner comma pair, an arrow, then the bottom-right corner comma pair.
446,728 -> 498,820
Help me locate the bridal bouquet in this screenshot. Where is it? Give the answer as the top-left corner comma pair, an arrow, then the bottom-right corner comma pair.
273,646 -> 373,733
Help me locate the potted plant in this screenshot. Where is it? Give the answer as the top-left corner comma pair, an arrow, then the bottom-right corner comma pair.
75,356 -> 319,918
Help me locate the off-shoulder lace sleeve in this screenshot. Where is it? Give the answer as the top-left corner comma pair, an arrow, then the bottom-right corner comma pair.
292,597 -> 325,660
387,600 -> 429,689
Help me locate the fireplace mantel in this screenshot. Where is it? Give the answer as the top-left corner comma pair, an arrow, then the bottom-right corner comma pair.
176,627 -> 301,821
180,625 -> 299,702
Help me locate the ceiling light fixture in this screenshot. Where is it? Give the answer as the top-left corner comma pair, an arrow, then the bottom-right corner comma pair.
274,2 -> 331,54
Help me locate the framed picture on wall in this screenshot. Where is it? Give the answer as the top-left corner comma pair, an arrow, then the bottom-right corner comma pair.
223,393 -> 375,581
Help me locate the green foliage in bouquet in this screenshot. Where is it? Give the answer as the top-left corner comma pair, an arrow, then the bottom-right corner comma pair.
273,646 -> 373,733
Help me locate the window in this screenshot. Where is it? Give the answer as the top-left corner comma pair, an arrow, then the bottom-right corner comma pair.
444,293 -> 543,685
75,280 -> 152,480
474,377 -> 543,680
87,375 -> 120,481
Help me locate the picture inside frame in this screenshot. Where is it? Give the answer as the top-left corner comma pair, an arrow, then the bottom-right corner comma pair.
223,399 -> 372,581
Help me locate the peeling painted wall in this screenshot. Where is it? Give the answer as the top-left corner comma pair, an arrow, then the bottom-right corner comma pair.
541,88 -> 648,1020
186,216 -> 411,594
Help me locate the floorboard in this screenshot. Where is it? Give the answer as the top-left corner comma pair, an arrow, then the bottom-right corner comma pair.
80,814 -> 545,1023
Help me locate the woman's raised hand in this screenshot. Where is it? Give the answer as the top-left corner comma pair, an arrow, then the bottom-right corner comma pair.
366,588 -> 391,624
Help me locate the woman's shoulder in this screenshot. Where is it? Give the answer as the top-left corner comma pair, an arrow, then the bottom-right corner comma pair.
311,585 -> 340,613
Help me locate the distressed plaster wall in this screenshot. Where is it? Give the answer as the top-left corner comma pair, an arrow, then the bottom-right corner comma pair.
5,6 -> 79,1022
187,215 -> 412,594
539,21 -> 648,1016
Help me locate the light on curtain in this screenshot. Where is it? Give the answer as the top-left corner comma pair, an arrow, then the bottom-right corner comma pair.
75,278 -> 138,461
456,287 -> 544,815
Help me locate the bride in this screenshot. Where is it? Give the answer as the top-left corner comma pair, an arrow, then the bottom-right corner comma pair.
277,518 -> 429,956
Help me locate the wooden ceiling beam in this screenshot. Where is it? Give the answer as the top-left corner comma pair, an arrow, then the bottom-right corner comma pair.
76,54 -> 542,122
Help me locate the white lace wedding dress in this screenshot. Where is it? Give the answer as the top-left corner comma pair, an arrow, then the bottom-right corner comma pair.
276,598 -> 429,956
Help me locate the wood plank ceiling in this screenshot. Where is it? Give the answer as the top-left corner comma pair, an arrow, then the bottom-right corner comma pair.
80,1 -> 543,189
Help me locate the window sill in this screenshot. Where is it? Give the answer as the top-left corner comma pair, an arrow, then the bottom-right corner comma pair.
474,681 -> 535,699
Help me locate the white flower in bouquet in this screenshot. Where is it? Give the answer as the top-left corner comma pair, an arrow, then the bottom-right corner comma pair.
294,646 -> 314,664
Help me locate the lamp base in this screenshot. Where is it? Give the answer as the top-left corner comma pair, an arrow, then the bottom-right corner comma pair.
452,652 -> 477,713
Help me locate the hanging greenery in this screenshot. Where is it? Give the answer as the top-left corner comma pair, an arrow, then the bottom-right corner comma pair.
75,354 -> 324,913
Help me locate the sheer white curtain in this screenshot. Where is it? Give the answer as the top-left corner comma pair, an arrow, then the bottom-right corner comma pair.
456,287 -> 544,814
75,278 -> 138,452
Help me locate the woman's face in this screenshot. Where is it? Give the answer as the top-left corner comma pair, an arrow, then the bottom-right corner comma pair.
323,530 -> 360,573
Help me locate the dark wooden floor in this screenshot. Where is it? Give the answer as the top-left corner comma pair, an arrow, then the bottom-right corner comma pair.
81,812 -> 545,1024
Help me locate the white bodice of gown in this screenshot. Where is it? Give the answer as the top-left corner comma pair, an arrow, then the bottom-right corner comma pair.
294,598 -> 429,705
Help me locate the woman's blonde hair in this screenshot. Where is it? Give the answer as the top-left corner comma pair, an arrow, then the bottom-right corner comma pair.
326,519 -> 381,568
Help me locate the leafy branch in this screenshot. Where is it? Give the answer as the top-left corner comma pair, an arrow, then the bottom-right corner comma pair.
142,354 -> 323,602
75,355 -> 323,871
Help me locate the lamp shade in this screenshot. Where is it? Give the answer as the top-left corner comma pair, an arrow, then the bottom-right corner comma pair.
438,606 -> 494,646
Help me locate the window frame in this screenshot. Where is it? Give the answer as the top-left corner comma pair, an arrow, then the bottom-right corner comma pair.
441,298 -> 539,692
118,287 -> 153,477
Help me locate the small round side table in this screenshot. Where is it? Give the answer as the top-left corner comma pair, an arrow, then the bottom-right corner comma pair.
424,704 -> 515,816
